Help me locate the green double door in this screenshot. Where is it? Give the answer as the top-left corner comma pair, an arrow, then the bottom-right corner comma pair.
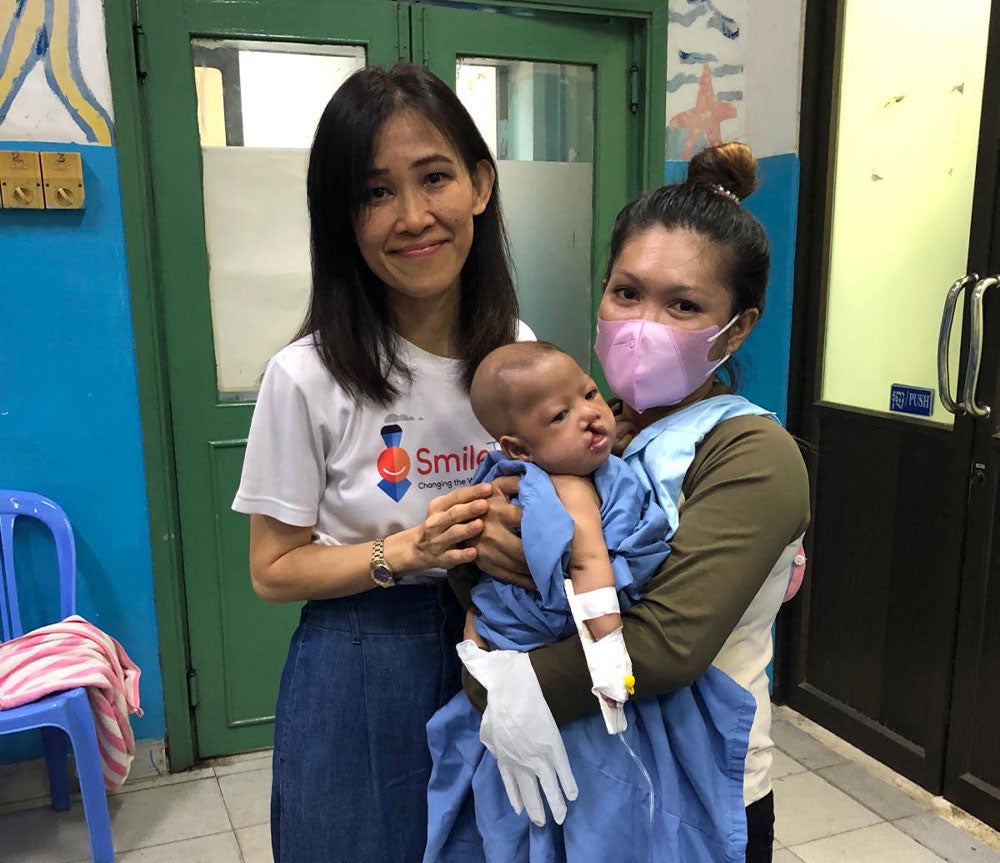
136,0 -> 661,758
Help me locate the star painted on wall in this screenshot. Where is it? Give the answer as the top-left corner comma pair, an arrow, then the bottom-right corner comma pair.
668,64 -> 737,160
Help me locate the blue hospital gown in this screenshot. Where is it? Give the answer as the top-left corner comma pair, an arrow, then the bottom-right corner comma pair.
426,399 -> 768,863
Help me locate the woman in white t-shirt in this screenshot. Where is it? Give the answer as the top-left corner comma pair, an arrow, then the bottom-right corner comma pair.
232,63 -> 532,863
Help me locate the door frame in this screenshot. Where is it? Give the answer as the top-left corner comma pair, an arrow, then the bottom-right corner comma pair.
772,0 -> 838,707
103,0 -> 668,770
104,0 -> 197,770
778,0 -> 1000,801
941,0 -> 1000,825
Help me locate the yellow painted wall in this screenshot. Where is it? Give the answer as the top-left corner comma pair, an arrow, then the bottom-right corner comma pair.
0,0 -> 113,144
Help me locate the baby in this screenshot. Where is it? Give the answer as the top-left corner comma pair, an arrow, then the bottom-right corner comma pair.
470,340 -> 635,710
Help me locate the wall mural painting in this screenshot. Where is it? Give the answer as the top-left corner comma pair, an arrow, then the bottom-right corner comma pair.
666,0 -> 746,160
0,0 -> 114,144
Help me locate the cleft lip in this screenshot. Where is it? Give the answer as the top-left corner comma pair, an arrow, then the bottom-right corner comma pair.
588,422 -> 611,450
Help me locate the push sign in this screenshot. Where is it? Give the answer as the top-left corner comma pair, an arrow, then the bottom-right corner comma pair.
890,384 -> 934,417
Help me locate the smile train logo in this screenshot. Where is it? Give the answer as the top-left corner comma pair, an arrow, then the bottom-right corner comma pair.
376,424 -> 411,502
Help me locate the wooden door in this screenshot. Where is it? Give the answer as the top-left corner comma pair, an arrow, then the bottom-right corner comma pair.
943,8 -> 1000,813
783,0 -> 1000,829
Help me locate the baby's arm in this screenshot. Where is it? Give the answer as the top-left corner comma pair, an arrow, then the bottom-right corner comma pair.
552,474 -> 634,721
464,606 -> 488,649
549,475 -> 621,641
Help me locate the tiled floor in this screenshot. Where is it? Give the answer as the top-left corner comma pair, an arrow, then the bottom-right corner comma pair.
2,706 -> 999,862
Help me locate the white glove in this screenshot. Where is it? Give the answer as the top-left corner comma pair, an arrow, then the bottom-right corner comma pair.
457,640 -> 578,826
564,581 -> 634,734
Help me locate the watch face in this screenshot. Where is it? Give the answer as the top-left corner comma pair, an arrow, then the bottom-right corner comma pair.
372,564 -> 395,587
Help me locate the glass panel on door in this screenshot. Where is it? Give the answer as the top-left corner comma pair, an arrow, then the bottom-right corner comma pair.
420,4 -> 634,379
820,1 -> 991,425
192,41 -> 366,401
456,57 -> 596,369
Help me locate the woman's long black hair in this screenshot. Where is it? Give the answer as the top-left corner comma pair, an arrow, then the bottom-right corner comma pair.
296,63 -> 519,404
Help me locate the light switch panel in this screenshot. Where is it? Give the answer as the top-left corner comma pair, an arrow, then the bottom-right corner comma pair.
0,150 -> 44,209
41,151 -> 86,210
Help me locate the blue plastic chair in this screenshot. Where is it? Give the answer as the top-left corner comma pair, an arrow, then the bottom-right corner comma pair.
0,491 -> 114,863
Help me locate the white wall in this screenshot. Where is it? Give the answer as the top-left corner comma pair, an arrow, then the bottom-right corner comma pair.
666,0 -> 803,160
0,0 -> 114,144
742,0 -> 804,157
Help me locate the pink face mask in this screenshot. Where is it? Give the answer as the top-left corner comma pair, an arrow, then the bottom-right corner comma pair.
594,315 -> 739,411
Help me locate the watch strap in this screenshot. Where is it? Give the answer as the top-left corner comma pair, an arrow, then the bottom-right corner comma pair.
370,537 -> 396,587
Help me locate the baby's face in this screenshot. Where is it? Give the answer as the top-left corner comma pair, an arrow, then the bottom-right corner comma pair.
506,353 -> 616,476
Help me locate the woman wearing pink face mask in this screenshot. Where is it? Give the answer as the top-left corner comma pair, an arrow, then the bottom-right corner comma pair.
457,143 -> 810,863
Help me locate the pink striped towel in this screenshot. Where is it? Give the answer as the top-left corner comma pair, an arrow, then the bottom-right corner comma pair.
0,615 -> 143,790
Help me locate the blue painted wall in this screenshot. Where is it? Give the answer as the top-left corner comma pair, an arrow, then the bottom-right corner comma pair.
665,153 -> 800,423
0,142 -> 165,761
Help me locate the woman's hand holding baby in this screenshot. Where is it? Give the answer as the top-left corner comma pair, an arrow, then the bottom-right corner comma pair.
414,475 -> 533,588
390,484 -> 494,572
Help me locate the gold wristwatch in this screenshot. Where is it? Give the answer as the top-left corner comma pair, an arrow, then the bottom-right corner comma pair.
370,537 -> 397,588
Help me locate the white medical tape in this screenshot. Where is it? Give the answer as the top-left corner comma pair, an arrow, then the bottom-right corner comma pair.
570,586 -> 621,621
586,627 -> 626,664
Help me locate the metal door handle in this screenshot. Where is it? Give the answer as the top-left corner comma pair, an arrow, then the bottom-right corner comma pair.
938,274 -> 977,415
962,275 -> 999,418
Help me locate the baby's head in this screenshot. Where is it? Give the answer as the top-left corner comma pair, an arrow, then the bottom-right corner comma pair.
471,342 -> 616,476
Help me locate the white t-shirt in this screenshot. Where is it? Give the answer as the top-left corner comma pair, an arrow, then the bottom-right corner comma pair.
712,537 -> 803,804
232,325 -> 534,584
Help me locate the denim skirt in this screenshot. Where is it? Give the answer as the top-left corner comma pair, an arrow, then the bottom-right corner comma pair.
271,583 -> 464,863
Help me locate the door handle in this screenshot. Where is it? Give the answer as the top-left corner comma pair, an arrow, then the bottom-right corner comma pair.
962,275 -> 999,419
938,274 -> 977,415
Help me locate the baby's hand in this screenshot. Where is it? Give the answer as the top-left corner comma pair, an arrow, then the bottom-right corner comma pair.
587,629 -> 634,706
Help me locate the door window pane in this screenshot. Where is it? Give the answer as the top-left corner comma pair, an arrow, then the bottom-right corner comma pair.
192,40 -> 365,400
457,59 -> 595,370
820,1 -> 990,424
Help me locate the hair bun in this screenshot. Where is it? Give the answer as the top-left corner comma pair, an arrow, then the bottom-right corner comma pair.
687,142 -> 758,202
